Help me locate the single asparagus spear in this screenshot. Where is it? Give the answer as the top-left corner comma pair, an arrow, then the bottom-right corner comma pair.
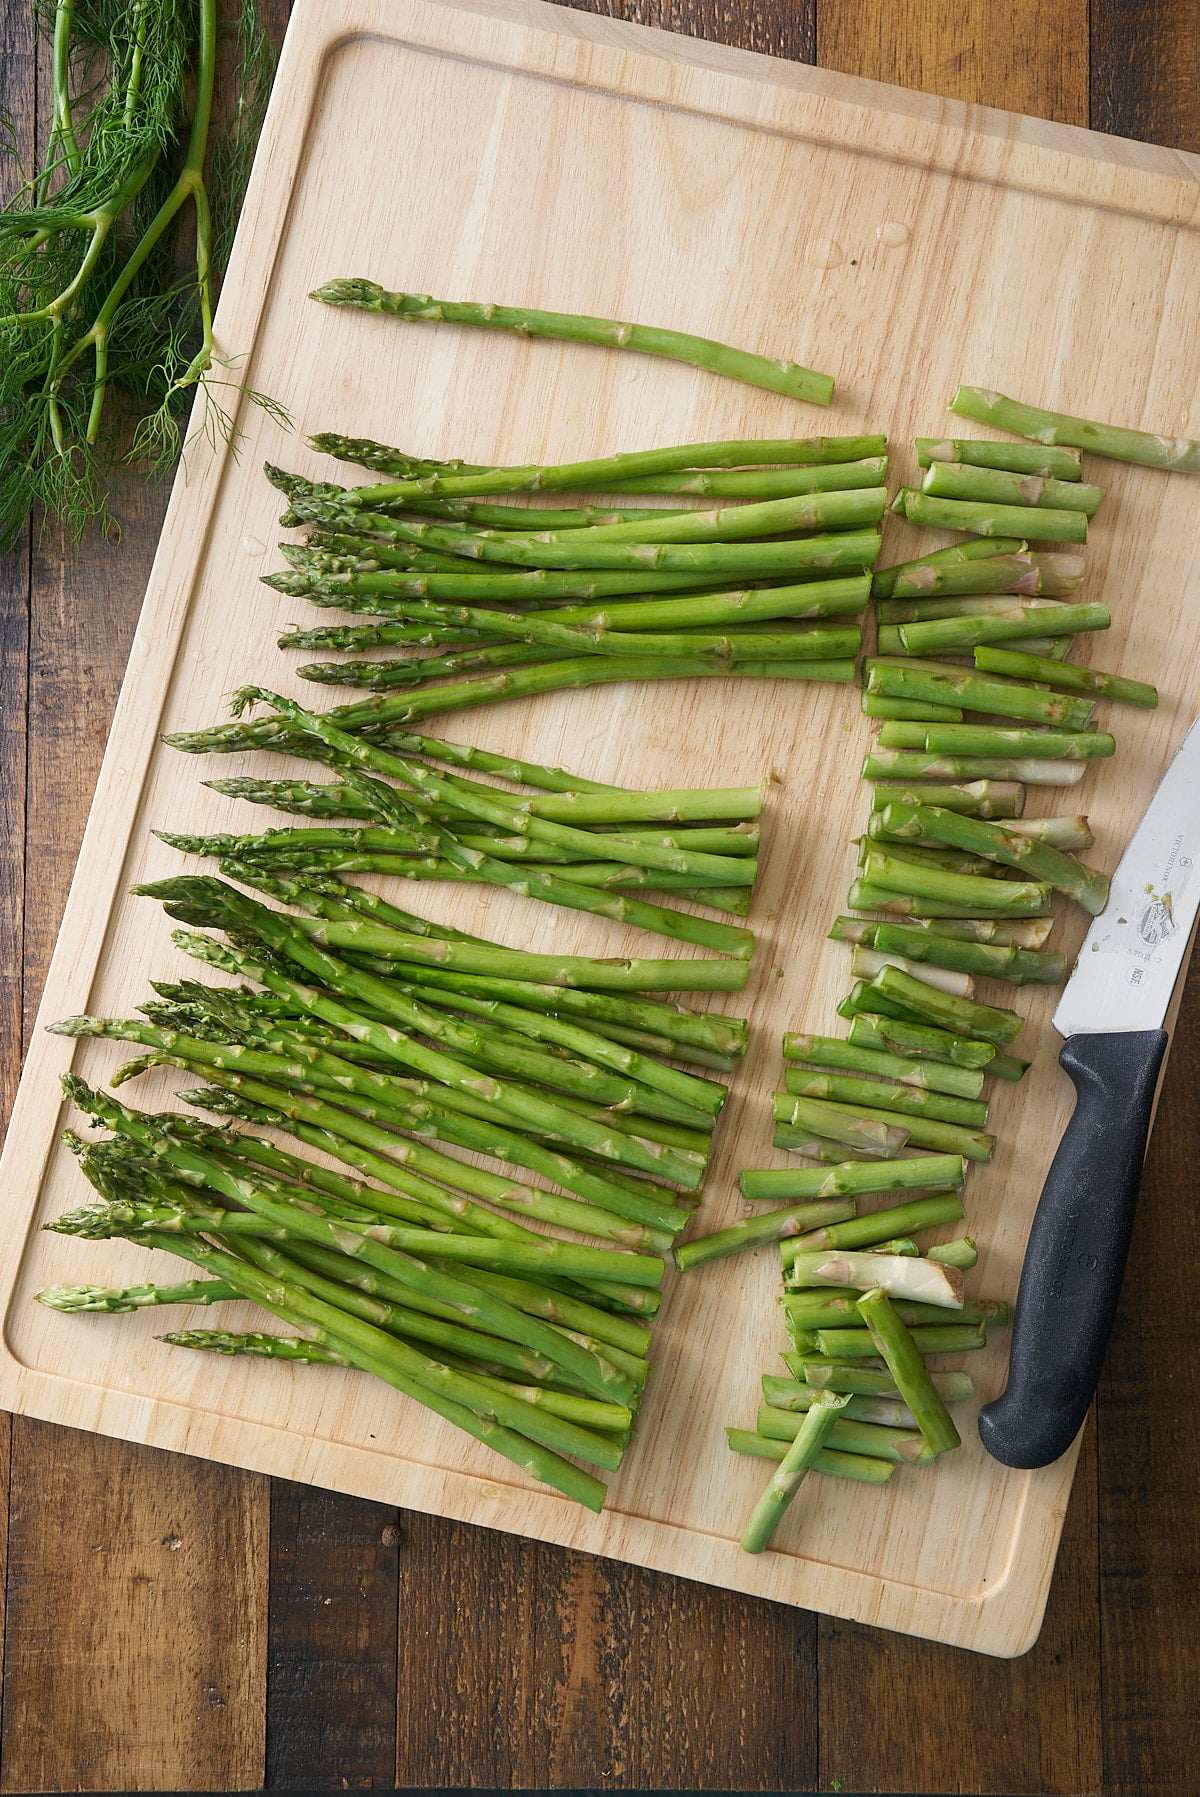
671,1199 -> 859,1271
864,657 -> 1098,728
972,646 -> 1159,707
725,1430 -> 895,1483
781,1069 -> 988,1128
760,1379 -> 920,1427
754,1406 -> 933,1464
845,1014 -> 997,1071
312,279 -> 837,405
779,1191 -> 965,1257
738,1391 -> 851,1553
307,429 -> 888,474
814,1322 -> 986,1358
891,600 -> 1109,656
886,724 -> 1114,761
803,1362 -> 975,1400
872,538 -> 1029,599
735,1156 -> 963,1206
781,1031 -> 985,1098
920,461 -> 1104,514
859,753 -> 1085,786
767,1094 -> 911,1157
915,437 -> 1082,478
862,695 -> 964,723
37,1278 -> 237,1312
867,780 -> 1024,819
856,848 -> 1052,915
894,489 -> 1088,543
853,1289 -> 962,1454
848,946 -> 976,997
948,385 -> 1200,471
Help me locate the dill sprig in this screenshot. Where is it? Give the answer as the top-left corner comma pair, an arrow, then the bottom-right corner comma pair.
0,0 -> 287,550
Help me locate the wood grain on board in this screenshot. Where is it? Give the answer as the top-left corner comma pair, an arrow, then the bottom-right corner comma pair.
0,0 -> 1196,1787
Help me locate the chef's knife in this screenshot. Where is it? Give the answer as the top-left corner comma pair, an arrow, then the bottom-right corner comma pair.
978,713 -> 1200,1470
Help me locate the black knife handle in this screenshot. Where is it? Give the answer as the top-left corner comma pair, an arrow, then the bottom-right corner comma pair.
977,1028 -> 1167,1470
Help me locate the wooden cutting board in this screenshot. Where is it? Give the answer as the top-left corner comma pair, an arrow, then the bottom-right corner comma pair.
1,0 -> 1197,1659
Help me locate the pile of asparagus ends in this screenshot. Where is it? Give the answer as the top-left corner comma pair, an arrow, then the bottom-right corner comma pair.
676,423 -> 1161,1553
40,813 -> 759,1510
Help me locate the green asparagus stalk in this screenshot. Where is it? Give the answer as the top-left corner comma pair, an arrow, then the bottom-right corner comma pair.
948,385 -> 1200,471
864,657 -> 1098,729
894,489 -> 1088,543
37,1278 -> 237,1312
887,724 -> 1115,762
867,780 -> 1024,819
760,1379 -> 920,1427
856,848 -> 1052,916
781,1069 -> 988,1128
725,1430 -> 895,1483
735,1156 -> 963,1208
890,601 -> 1109,656
871,538 -> 1028,599
920,461 -> 1104,514
915,437 -> 1082,478
859,753 -> 1085,787
754,1405 -> 933,1464
778,1191 -> 965,1258
845,1014 -> 997,1071
802,1362 -> 975,1400
738,1390 -> 851,1552
312,280 -> 837,406
862,695 -> 964,723
781,1032 -> 985,1098
853,1289 -> 962,1454
972,646 -> 1159,707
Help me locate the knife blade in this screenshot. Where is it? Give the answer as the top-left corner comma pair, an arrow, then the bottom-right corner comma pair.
978,713 -> 1200,1470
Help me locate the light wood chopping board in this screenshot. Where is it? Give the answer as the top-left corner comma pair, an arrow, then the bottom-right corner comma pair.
0,0 -> 1197,1658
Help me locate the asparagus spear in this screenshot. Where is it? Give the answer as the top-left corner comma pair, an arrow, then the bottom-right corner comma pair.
867,780 -> 1024,819
863,657 -> 1098,728
853,1289 -> 962,1454
754,1406 -> 932,1464
883,724 -> 1114,762
725,1430 -> 895,1483
890,600 -> 1109,656
972,646 -> 1159,707
860,752 -> 1086,787
845,1015 -> 997,1070
894,490 -> 1088,543
862,965 -> 1026,1046
864,921 -> 1067,986
781,1069 -> 988,1128
871,538 -> 1028,599
949,385 -> 1200,471
915,438 -> 1082,478
802,1363 -> 975,1400
856,848 -> 1052,916
781,1031 -> 985,1098
312,279 -> 837,406
778,1191 -> 965,1257
920,462 -> 1104,514
738,1391 -> 851,1552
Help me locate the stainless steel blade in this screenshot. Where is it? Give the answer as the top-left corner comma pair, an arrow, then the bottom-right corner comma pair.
1054,713 -> 1200,1039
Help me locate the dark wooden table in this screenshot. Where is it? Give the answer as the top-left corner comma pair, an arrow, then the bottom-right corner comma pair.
1,1 -> 1197,1790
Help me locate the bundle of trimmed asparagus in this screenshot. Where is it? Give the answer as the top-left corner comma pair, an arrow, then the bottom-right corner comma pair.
163,693 -> 763,952
676,421 -> 1161,1552
40,852 -> 752,1509
257,433 -> 884,713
